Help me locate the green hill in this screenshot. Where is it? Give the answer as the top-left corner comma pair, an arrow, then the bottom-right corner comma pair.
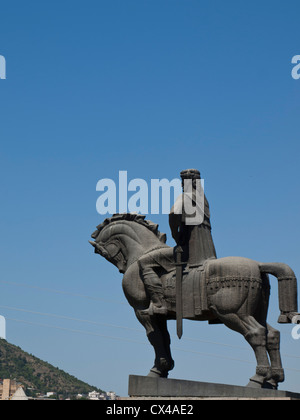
0,339 -> 103,398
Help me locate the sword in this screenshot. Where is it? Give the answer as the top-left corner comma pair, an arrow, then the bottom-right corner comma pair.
175,245 -> 184,339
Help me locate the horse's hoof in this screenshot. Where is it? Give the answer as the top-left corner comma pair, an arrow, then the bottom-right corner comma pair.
147,370 -> 161,378
246,380 -> 263,388
263,381 -> 278,390
147,367 -> 168,378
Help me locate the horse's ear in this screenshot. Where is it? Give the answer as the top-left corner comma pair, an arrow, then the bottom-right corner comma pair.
89,240 -> 102,253
91,230 -> 99,239
159,233 -> 167,243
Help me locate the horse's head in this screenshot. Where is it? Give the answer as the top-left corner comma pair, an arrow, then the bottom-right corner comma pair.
89,213 -> 167,273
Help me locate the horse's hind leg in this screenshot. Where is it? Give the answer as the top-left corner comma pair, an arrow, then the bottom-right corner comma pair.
255,274 -> 284,389
242,316 -> 272,387
210,308 -> 271,387
265,324 -> 285,389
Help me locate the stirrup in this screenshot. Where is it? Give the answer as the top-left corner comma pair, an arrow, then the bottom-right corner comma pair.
140,302 -> 168,316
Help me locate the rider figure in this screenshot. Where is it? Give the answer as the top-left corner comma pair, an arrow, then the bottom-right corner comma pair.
171,169 -> 217,267
139,169 -> 217,316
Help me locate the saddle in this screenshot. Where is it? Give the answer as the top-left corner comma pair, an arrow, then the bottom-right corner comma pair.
162,264 -> 210,319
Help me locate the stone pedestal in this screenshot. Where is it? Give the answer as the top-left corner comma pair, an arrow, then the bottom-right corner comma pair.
128,375 -> 300,400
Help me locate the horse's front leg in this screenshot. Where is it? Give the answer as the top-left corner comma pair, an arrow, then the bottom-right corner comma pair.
135,310 -> 174,378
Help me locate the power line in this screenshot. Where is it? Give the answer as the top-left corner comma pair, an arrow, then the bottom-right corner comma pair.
2,266 -> 300,373
5,317 -> 257,366
0,305 -> 140,333
5,318 -> 146,345
0,279 -> 297,336
0,305 -> 271,352
6,317 -> 300,373
184,336 -> 247,351
0,280 -> 126,305
173,347 -> 253,365
2,304 -> 300,361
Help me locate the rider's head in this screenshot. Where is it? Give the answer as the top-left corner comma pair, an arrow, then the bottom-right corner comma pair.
180,169 -> 201,191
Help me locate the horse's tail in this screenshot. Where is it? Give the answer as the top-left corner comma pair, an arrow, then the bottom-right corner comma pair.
259,262 -> 300,323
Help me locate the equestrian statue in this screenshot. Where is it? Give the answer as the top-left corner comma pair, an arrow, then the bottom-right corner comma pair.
89,169 -> 300,389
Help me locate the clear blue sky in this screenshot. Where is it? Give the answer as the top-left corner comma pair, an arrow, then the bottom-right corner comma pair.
1,0 -> 300,396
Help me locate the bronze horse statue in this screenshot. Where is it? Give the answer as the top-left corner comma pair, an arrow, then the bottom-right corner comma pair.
90,213 -> 299,389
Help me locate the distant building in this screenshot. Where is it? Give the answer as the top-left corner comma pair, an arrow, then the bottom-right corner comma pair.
107,391 -> 116,400
0,379 -> 28,400
11,387 -> 28,401
0,380 -> 18,400
88,390 -> 100,400
46,392 -> 56,398
88,390 -> 107,400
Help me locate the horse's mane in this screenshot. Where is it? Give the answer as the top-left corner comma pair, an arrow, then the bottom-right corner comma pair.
91,213 -> 167,243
